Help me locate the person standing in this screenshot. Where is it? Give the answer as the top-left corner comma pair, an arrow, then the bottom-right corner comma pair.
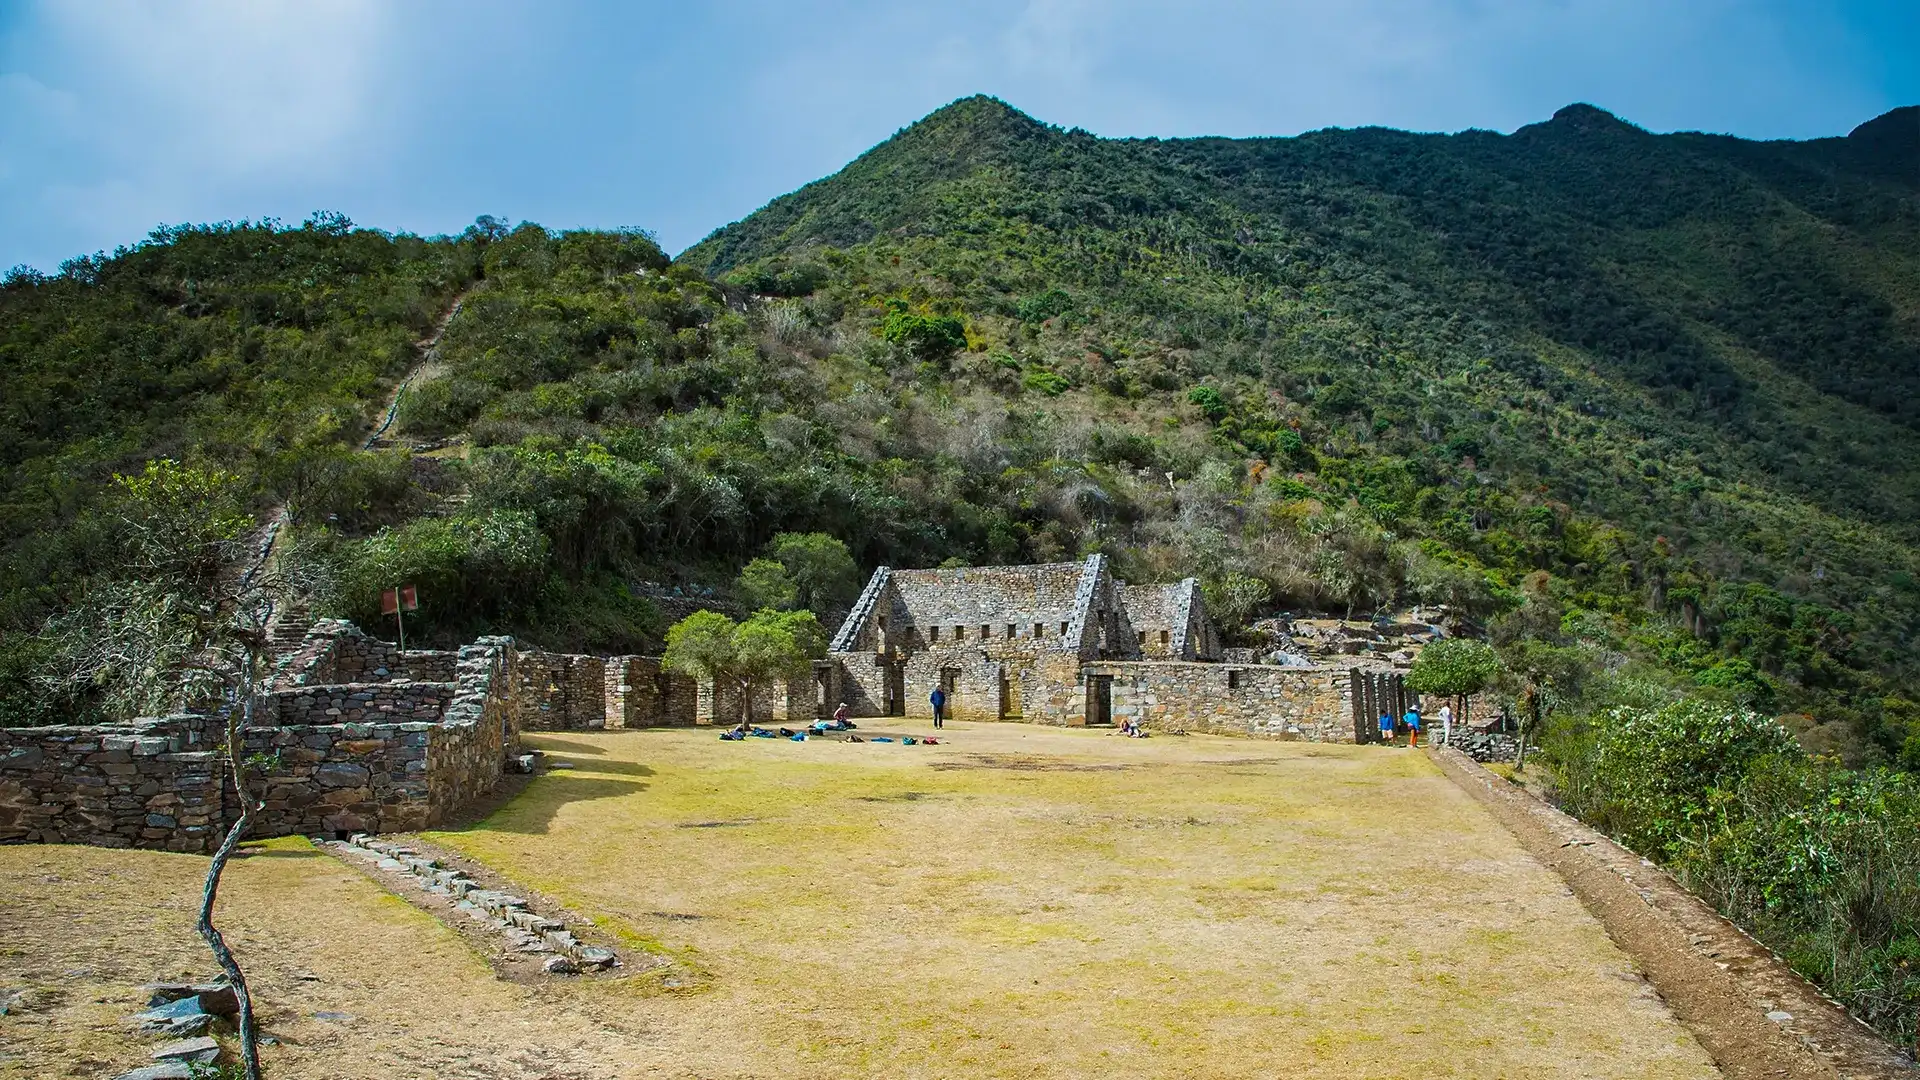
1403,705 -> 1422,748
930,685 -> 947,729
1438,703 -> 1454,747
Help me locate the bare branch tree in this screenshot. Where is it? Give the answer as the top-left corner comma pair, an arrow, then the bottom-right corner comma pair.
34,459 -> 291,1079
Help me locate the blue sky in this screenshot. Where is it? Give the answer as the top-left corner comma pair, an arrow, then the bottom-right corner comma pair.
2,1 -> 1914,270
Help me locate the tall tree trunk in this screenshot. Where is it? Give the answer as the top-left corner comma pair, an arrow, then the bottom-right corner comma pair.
201,678 -> 263,1080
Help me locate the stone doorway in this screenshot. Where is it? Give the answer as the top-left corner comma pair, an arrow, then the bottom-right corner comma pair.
1087,674 -> 1113,726
939,667 -> 960,720
883,661 -> 905,716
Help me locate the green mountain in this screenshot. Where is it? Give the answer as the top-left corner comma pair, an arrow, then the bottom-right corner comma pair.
4,99 -> 1919,764
683,96 -> 1920,759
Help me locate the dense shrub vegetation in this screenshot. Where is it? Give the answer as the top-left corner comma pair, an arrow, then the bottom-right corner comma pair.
1543,689 -> 1920,1047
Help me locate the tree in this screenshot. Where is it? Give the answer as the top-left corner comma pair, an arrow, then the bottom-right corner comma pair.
1407,637 -> 1502,737
1203,571 -> 1272,633
36,460 -> 283,1080
1496,639 -> 1589,771
736,557 -> 799,611
762,533 -> 860,612
880,298 -> 967,360
662,608 -> 827,724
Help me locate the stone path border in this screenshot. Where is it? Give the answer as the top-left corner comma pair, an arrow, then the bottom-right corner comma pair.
1430,746 -> 1915,1079
318,834 -> 638,981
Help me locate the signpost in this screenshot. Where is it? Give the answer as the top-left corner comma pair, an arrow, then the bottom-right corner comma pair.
380,585 -> 419,653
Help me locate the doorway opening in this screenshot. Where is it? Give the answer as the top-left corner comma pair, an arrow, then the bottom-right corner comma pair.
1087,674 -> 1113,727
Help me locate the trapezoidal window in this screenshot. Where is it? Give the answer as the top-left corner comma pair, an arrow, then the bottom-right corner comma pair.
1159,630 -> 1170,646
981,624 -> 991,639
1227,669 -> 1241,690
1034,623 -> 1045,638
1007,623 -> 1017,638
954,625 -> 966,641
928,626 -> 939,643
1059,621 -> 1070,636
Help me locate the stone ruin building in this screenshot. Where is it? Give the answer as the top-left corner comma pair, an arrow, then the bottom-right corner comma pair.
824,555 -> 1349,733
2,557 -> 1423,855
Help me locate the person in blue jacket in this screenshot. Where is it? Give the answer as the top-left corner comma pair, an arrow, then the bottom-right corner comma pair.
1402,706 -> 1422,748
929,685 -> 947,729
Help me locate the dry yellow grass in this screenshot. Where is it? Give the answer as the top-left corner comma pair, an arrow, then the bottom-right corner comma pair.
0,836 -> 650,1079
1,724 -> 1721,1078
423,723 -> 1721,1079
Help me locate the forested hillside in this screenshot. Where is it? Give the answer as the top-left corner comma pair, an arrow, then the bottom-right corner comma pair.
683,97 -> 1920,765
4,100 -> 1919,769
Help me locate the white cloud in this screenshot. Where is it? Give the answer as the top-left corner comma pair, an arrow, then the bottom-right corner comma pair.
32,0 -> 392,177
0,0 -> 400,264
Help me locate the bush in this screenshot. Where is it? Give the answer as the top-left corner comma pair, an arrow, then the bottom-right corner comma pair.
1187,385 -> 1228,421
1023,369 -> 1070,396
1407,637 -> 1501,700
1545,695 -> 1920,1043
880,300 -> 967,359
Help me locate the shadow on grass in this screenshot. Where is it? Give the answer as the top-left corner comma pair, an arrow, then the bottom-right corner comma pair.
442,773 -> 651,836
547,756 -> 655,779
525,735 -> 612,756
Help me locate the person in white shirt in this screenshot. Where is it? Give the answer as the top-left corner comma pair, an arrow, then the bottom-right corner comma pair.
1439,703 -> 1454,747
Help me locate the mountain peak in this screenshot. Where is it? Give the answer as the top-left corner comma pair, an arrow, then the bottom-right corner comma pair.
1841,104 -> 1918,185
902,95 -> 1052,141
1847,104 -> 1919,145
1548,103 -> 1632,131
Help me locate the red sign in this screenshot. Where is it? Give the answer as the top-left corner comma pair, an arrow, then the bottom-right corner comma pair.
400,585 -> 418,611
380,587 -> 420,615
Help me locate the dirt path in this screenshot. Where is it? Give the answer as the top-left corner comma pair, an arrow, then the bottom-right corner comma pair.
361,288 -> 472,450
229,287 -> 473,644
1429,746 -> 1916,1079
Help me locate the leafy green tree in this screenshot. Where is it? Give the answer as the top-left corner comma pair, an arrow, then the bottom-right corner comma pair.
662,608 -> 827,723
1016,288 -> 1074,323
880,298 -> 966,359
736,557 -> 799,611
1203,571 -> 1271,633
763,532 -> 860,611
1407,637 -> 1502,731
1497,639 -> 1590,770
1187,386 -> 1228,422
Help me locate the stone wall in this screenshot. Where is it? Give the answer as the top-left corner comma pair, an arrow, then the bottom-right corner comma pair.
887,562 -> 1088,644
0,716 -> 224,853
1091,661 -> 1352,741
262,681 -> 453,726
2,632 -> 527,853
604,656 -> 700,729
241,721 -> 435,837
512,652 -> 608,731
429,639 -> 520,822
274,619 -> 455,687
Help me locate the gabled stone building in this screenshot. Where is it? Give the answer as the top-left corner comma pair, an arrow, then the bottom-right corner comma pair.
826,555 -> 1230,725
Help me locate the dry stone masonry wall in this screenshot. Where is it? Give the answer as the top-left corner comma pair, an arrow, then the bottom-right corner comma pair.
0,716 -> 223,852
1093,661 -> 1352,740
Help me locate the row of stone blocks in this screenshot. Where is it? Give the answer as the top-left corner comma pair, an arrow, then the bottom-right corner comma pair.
339,834 -> 615,972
